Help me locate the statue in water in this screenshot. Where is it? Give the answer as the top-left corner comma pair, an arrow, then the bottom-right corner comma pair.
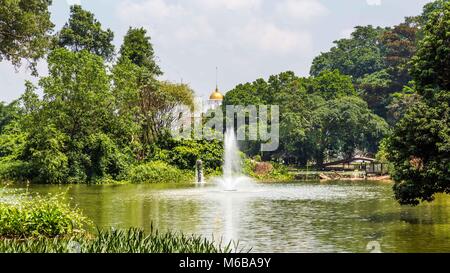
196,159 -> 204,183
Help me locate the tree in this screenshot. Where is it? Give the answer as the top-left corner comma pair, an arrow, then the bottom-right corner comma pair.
307,70 -> 357,100
224,71 -> 388,166
22,48 -> 128,183
380,22 -> 418,71
317,97 -> 389,162
0,101 -> 21,134
386,86 -> 420,125
0,0 -> 54,74
57,5 -> 115,60
310,26 -> 386,79
387,1 -> 450,205
139,81 -> 194,146
355,20 -> 419,120
357,70 -> 396,119
410,1 -> 450,94
388,95 -> 449,205
118,27 -> 162,76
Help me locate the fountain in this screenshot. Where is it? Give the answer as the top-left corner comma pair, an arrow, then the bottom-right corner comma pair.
219,128 -> 250,191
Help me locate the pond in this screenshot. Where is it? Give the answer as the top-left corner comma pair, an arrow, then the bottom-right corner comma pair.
14,181 -> 450,253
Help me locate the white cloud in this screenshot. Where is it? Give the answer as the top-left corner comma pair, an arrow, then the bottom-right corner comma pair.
117,0 -> 185,23
238,20 -> 313,54
195,0 -> 262,11
366,0 -> 382,6
173,17 -> 214,42
276,0 -> 328,22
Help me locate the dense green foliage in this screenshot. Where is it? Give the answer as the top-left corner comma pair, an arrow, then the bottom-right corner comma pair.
311,26 -> 386,79
56,5 -> 114,60
119,27 -> 162,76
311,18 -> 421,120
17,48 -> 130,183
224,70 -> 388,167
0,4 -> 212,184
243,159 -> 293,181
0,228 -> 235,253
386,1 -> 450,205
125,161 -> 193,184
0,192 -> 89,238
0,1 -> 448,191
154,139 -> 223,171
0,0 -> 54,74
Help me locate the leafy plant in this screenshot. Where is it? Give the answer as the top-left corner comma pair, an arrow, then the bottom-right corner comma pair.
125,161 -> 193,184
0,193 -> 90,238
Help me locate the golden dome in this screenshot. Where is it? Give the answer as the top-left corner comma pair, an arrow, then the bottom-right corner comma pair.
209,87 -> 224,101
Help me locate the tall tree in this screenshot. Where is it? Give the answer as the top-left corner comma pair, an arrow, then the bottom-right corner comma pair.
410,1 -> 450,93
388,1 -> 450,205
57,5 -> 115,60
0,0 -> 54,74
118,27 -> 162,76
22,48 -> 127,183
310,26 -> 386,79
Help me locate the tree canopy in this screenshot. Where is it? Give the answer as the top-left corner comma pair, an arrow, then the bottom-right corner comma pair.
387,1 -> 450,205
0,0 -> 54,74
57,5 -> 115,60
119,27 -> 162,76
224,70 -> 388,166
310,26 -> 386,79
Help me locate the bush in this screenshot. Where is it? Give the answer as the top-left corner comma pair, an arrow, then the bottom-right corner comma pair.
0,193 -> 90,238
126,161 -> 193,184
0,160 -> 30,181
0,228 -> 238,253
155,139 -> 223,172
243,159 -> 293,181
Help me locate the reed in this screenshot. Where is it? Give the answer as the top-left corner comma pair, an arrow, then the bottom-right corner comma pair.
0,228 -> 238,253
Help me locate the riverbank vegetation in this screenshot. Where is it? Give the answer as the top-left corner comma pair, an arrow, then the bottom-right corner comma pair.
0,190 -> 234,253
0,3 -> 224,184
223,0 -> 449,204
0,1 -> 449,205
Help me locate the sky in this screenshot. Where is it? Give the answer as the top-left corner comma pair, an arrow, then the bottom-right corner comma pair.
0,0 -> 433,103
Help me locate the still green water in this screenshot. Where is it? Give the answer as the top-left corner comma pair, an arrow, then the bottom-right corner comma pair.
17,181 -> 450,253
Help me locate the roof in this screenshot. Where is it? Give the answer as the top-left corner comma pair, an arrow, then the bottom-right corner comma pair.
209,87 -> 224,101
323,157 -> 377,167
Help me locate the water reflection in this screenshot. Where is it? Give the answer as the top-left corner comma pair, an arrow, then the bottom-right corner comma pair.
17,181 -> 450,253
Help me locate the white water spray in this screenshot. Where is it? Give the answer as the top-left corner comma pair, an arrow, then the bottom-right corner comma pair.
219,128 -> 251,191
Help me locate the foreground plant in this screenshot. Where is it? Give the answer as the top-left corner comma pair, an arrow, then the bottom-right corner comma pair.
0,228 -> 238,254
0,192 -> 89,238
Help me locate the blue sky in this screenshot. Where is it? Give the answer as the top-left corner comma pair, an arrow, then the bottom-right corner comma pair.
0,0 -> 432,103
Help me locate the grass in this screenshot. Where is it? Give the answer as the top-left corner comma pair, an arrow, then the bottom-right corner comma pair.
0,228 -> 238,253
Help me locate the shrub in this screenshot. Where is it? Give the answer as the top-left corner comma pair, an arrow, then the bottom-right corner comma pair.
0,160 -> 30,181
243,159 -> 293,181
0,193 -> 90,238
155,139 -> 223,172
126,161 -> 193,184
254,162 -> 274,176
